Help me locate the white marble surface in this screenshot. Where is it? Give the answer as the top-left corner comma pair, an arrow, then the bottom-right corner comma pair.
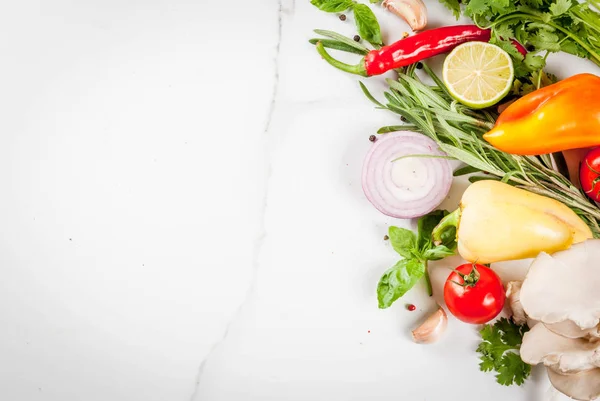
1,1 -> 595,401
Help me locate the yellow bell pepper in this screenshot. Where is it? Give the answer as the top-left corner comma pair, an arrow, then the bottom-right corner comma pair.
483,73 -> 600,155
432,180 -> 593,263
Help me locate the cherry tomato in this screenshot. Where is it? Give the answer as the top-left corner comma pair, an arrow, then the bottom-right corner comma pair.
580,148 -> 600,202
443,263 -> 505,324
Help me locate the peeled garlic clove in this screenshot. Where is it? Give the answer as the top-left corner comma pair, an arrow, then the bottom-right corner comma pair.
412,306 -> 447,344
382,0 -> 427,31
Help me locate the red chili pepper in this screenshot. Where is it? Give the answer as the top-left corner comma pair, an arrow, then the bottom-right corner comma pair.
316,25 -> 525,77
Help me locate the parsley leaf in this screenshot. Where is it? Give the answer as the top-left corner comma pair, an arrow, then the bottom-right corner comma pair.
477,318 -> 531,386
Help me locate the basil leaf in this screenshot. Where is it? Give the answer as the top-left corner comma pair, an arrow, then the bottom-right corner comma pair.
353,4 -> 383,46
377,259 -> 425,309
388,226 -> 417,259
416,210 -> 447,250
422,245 -> 455,261
310,0 -> 354,13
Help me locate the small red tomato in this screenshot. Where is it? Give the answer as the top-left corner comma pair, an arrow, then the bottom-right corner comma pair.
580,148 -> 600,202
444,263 -> 505,324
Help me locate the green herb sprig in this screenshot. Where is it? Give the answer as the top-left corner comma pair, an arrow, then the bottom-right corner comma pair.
439,0 -> 600,77
311,0 -> 383,46
477,318 -> 531,386
377,210 -> 457,309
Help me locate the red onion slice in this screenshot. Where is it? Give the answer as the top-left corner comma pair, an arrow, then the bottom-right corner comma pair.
362,131 -> 453,218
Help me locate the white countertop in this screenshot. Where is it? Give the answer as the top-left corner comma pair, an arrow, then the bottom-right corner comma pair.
1,1 -> 593,400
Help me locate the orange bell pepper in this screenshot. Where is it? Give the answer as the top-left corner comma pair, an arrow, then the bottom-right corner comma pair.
483,73 -> 600,155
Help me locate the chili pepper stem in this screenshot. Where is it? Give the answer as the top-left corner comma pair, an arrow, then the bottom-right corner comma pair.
432,208 -> 461,246
315,41 -> 368,77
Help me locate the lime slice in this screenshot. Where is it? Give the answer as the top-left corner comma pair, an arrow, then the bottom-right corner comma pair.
442,42 -> 514,109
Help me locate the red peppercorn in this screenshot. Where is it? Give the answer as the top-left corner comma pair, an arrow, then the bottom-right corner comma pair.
407,304 -> 416,311
369,135 -> 376,142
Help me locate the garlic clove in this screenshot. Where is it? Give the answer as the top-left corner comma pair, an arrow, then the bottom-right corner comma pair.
382,0 -> 427,32
412,306 -> 448,344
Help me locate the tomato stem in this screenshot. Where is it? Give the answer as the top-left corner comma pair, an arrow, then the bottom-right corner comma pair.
450,262 -> 481,288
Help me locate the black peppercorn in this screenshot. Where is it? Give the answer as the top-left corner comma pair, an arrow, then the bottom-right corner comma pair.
339,14 -> 346,21
354,35 -> 361,42
416,62 -> 423,69
383,235 -> 389,241
400,116 -> 408,122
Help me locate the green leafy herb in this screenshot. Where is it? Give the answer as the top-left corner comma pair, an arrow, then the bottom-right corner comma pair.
549,0 -> 572,16
388,226 -> 417,259
353,4 -> 383,46
477,318 -> 531,386
377,259 -> 425,308
439,0 -> 600,83
311,1 -> 383,47
439,0 -> 462,19
310,0 -> 354,13
377,210 -> 458,309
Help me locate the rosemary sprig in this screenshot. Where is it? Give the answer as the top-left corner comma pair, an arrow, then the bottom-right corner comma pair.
362,64 -> 600,236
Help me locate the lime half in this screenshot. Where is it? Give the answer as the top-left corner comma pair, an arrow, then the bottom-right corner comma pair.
442,42 -> 514,109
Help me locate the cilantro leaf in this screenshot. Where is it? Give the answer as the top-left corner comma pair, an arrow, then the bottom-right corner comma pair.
476,318 -> 531,386
494,22 -> 515,41
496,353 -> 532,386
466,0 -> 490,16
523,53 -> 545,71
529,30 -> 561,52
377,259 -> 425,309
439,0 -> 462,19
310,0 -> 354,13
549,0 -> 572,16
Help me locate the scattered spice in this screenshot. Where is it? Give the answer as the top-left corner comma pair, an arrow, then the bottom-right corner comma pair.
416,62 -> 423,69
407,304 -> 417,311
339,14 -> 346,21
353,34 -> 361,42
400,116 -> 408,122
369,135 -> 377,142
402,32 -> 409,38
384,234 -> 389,240
368,330 -> 371,333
